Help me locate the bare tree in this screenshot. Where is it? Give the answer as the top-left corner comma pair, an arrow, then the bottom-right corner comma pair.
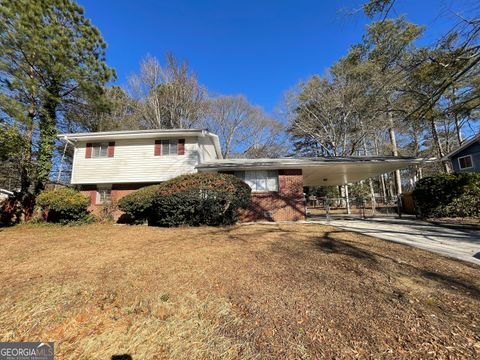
128,53 -> 208,129
204,95 -> 286,158
288,68 -> 374,157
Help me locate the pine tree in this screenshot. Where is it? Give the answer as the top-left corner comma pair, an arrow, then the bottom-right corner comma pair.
0,0 -> 115,218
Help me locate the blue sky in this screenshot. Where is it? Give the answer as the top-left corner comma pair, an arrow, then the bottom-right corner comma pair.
79,0 -> 469,113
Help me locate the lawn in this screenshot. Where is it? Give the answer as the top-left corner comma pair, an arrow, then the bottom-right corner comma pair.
0,223 -> 479,359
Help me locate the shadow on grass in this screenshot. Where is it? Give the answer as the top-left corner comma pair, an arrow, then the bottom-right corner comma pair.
314,233 -> 378,263
111,355 -> 132,360
422,270 -> 480,298
268,228 -> 480,300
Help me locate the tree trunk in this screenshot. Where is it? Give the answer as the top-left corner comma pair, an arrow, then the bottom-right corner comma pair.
20,87 -> 36,221
35,87 -> 60,194
362,138 -> 376,211
454,115 -> 463,145
388,113 -> 402,195
380,174 -> 387,199
344,184 -> 351,215
430,117 -> 451,173
452,87 -> 463,145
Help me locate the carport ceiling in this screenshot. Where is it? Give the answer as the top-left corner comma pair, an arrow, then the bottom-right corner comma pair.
196,157 -> 426,186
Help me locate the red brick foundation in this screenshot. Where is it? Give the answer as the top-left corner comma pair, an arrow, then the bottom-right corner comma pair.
80,183 -> 151,217
80,170 -> 306,222
238,169 -> 305,222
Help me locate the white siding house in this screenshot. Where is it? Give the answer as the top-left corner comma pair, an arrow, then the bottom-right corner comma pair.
59,128 -> 423,221
60,129 -> 222,185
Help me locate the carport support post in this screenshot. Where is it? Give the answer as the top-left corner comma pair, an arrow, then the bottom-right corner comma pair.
344,184 -> 351,215
397,194 -> 403,219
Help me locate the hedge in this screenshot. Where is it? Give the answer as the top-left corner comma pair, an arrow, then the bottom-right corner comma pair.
36,188 -> 91,223
412,172 -> 480,218
118,173 -> 251,226
117,184 -> 162,224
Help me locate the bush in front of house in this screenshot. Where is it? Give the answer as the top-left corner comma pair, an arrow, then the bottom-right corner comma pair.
118,173 -> 251,226
412,172 -> 480,218
117,184 -> 162,224
36,188 -> 91,223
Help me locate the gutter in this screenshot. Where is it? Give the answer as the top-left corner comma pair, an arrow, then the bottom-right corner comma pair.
196,157 -> 430,171
58,128 -> 209,141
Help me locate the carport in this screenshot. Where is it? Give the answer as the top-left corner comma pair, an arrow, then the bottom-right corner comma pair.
197,156 -> 425,221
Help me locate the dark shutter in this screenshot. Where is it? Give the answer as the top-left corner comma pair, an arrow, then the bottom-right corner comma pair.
178,139 -> 185,155
154,140 -> 162,156
85,143 -> 92,158
108,142 -> 115,157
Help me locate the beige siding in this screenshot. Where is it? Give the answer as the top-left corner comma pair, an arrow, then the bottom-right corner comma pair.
71,137 -> 200,184
197,135 -> 219,162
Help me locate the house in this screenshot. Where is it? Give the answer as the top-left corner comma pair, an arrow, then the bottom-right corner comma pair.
0,188 -> 14,202
443,134 -> 480,173
59,129 -> 423,221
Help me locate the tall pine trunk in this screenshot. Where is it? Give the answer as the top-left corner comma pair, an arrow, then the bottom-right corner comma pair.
35,87 -> 59,194
454,115 -> 463,145
430,117 -> 451,173
388,112 -> 402,195
20,64 -> 37,221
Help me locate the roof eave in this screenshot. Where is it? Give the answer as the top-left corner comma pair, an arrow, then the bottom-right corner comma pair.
196,157 -> 427,171
443,134 -> 480,159
57,129 -> 208,142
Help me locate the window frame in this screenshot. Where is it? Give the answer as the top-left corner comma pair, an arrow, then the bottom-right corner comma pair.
91,142 -> 109,158
458,155 -> 474,170
235,170 -> 279,192
158,139 -> 179,156
96,185 -> 112,205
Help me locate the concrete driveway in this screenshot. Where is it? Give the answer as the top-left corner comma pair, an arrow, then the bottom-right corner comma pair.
321,217 -> 480,265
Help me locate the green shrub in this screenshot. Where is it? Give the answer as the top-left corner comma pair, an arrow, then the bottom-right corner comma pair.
118,173 -> 251,226
117,184 -> 162,224
36,188 -> 91,223
412,172 -> 480,218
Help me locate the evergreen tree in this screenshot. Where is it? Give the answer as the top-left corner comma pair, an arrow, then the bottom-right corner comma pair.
0,0 -> 115,218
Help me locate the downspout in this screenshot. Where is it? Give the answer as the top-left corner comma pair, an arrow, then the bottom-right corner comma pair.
56,136 -> 75,187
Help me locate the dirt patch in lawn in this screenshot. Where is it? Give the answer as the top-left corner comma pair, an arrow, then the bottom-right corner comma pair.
0,223 -> 479,359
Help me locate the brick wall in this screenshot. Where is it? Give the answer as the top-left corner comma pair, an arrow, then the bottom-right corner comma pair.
81,170 -> 306,222
239,169 -> 305,222
80,183 -> 150,217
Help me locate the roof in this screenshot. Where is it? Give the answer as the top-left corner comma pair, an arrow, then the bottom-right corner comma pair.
196,156 -> 428,186
58,128 -> 223,159
442,133 -> 480,160
196,156 -> 424,170
0,188 -> 14,196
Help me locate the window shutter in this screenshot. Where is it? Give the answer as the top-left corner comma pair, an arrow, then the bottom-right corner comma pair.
154,140 -> 162,156
85,143 -> 92,158
178,139 -> 185,155
108,142 -> 115,157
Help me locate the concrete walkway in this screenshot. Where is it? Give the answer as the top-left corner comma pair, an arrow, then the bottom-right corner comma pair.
320,217 -> 480,265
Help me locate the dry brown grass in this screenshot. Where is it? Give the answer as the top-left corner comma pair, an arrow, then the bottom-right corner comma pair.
0,223 -> 479,359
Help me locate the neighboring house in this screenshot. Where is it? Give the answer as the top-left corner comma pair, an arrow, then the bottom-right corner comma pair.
0,188 -> 14,202
443,134 -> 480,173
59,129 -> 422,221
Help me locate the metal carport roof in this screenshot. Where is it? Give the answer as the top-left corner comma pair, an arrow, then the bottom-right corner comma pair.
196,157 -> 428,186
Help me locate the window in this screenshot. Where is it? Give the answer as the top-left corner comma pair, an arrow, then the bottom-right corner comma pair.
458,155 -> 473,170
159,139 -> 178,156
235,170 -> 278,192
92,142 -> 109,158
96,186 -> 112,204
